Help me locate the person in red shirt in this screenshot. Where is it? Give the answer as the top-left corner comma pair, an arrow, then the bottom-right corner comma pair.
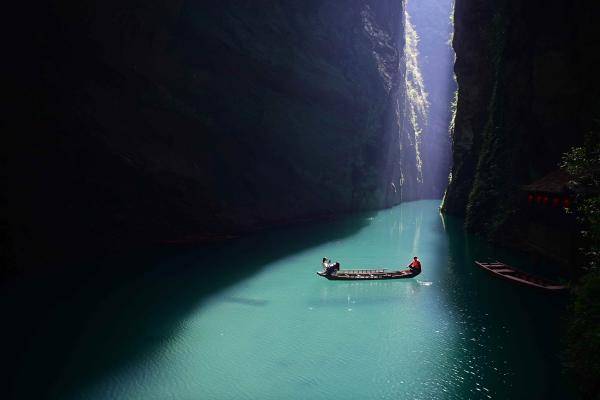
408,256 -> 422,274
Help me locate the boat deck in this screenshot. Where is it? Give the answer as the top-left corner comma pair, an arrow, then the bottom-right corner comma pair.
335,269 -> 387,274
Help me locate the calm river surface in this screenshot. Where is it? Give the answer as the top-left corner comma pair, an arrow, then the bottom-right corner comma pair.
4,200 -> 573,399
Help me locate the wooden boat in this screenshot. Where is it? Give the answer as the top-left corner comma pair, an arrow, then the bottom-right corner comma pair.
475,261 -> 567,291
316,268 -> 420,281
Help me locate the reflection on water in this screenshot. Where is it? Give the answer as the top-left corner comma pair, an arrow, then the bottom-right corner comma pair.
2,201 -> 573,399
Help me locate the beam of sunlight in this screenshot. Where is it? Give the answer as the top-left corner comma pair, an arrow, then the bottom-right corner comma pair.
405,0 -> 457,198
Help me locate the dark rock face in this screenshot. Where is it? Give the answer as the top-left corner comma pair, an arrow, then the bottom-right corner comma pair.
443,0 -> 600,240
7,1 -> 427,273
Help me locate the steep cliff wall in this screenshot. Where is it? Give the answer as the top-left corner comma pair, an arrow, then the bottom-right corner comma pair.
406,0 -> 457,199
443,0 -> 600,240
7,1 -> 426,273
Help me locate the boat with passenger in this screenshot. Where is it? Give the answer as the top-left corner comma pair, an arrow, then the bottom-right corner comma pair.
317,258 -> 421,280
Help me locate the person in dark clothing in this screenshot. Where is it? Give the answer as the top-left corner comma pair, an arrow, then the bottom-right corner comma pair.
326,262 -> 340,276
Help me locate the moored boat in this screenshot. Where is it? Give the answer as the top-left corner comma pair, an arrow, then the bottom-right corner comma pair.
475,261 -> 567,291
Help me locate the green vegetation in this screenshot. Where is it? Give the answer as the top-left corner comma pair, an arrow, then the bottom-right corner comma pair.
561,130 -> 600,399
562,132 -> 600,273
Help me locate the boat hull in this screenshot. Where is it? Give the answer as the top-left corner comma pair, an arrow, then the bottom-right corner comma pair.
316,269 -> 420,280
475,261 -> 566,291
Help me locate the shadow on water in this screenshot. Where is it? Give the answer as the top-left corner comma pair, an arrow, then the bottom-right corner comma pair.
1,211 -> 375,399
438,214 -> 574,399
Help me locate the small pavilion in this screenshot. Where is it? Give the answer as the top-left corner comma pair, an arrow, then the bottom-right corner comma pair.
522,169 -> 573,209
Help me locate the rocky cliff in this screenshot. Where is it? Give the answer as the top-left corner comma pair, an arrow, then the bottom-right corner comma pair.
6,1 -> 428,274
443,0 -> 600,240
406,0 -> 457,199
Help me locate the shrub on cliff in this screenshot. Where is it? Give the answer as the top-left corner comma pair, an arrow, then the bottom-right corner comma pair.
566,272 -> 600,399
561,129 -> 600,399
562,131 -> 600,273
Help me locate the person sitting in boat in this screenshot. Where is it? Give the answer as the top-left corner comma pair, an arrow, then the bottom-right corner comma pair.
408,256 -> 422,274
322,257 -> 330,270
325,262 -> 340,276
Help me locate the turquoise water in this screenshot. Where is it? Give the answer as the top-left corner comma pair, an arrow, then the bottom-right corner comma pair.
4,200 -> 573,399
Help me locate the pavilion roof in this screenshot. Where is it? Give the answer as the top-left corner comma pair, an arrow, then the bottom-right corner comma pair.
521,170 -> 572,194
